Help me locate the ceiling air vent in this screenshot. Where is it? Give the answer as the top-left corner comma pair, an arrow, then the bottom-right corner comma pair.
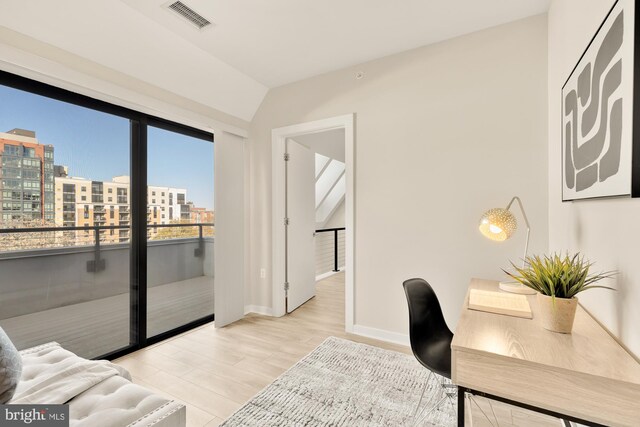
167,1 -> 212,30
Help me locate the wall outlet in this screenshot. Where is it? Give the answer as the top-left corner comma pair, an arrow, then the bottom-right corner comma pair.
260,268 -> 266,279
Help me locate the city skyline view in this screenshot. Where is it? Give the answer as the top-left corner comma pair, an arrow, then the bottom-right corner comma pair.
0,85 -> 214,210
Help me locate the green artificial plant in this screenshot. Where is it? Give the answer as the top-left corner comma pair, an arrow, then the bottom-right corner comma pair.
504,253 -> 615,299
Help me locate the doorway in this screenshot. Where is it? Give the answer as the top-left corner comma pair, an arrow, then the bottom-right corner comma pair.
271,114 -> 355,332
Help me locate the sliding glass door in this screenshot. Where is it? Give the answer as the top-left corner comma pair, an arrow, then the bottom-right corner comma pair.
0,83 -> 131,359
0,71 -> 214,359
146,125 -> 214,339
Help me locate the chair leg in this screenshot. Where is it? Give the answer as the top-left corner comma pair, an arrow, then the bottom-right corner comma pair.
413,371 -> 432,418
413,371 -> 462,426
412,371 -> 432,426
414,394 -> 450,425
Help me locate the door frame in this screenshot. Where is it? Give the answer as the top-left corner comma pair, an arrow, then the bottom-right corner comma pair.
271,114 -> 355,332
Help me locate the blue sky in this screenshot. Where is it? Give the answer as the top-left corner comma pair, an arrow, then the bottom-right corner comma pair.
0,85 -> 214,210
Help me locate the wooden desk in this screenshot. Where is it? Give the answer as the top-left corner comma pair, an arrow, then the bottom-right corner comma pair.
451,278 -> 640,427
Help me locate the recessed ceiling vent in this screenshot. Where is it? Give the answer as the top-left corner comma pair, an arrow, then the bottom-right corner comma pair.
167,1 -> 212,30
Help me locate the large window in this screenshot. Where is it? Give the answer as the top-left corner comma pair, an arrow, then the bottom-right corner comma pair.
0,71 -> 214,359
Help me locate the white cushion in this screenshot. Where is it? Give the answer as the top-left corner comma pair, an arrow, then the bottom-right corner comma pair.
16,342 -> 185,427
69,375 -> 184,427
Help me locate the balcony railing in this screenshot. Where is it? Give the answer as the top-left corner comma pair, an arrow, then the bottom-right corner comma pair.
0,223 -> 214,272
315,227 -> 345,276
0,224 -> 215,358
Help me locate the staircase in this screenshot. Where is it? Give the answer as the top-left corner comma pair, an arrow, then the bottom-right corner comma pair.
315,153 -> 345,228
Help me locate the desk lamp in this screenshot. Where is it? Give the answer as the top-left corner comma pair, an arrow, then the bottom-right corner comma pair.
479,196 -> 536,294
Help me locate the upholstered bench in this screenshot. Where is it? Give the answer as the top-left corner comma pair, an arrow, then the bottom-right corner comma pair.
65,375 -> 185,427
10,342 -> 185,427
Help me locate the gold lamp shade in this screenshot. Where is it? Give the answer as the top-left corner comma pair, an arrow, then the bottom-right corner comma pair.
479,208 -> 517,242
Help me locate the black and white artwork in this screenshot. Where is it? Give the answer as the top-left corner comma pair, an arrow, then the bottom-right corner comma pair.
562,0 -> 638,201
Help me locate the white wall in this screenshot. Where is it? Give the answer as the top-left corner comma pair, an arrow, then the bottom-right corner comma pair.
294,129 -> 346,162
0,26 -> 248,136
248,15 -> 548,339
324,200 -> 345,229
548,0 -> 640,357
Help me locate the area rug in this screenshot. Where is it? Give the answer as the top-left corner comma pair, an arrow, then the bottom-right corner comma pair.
220,336 -> 456,426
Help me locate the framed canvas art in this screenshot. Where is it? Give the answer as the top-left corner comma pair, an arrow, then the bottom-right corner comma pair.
562,0 -> 640,201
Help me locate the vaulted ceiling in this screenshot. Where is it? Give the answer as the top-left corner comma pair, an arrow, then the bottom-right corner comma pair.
0,0 -> 550,122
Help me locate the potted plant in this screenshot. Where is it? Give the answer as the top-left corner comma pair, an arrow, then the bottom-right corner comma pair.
504,253 -> 615,333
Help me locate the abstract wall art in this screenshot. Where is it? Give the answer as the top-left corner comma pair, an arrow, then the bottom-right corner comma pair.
562,0 -> 640,201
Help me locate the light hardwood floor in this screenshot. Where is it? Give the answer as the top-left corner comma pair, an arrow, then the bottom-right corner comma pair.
115,273 -> 561,427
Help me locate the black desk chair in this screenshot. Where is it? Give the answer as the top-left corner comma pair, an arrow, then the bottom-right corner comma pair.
403,278 -> 498,427
403,278 -> 453,379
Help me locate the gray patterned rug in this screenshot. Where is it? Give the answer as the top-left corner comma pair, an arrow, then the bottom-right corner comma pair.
220,336 -> 456,426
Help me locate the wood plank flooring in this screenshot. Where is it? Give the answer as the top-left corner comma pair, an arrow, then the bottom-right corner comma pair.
116,273 -> 562,427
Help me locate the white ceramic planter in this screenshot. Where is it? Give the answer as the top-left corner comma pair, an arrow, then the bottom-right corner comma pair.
536,293 -> 578,334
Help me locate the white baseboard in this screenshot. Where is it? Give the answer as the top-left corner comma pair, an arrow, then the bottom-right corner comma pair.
244,305 -> 273,316
315,271 -> 336,281
315,266 -> 346,281
351,324 -> 410,347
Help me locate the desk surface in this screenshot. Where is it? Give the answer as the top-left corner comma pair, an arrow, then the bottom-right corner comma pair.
451,278 -> 640,427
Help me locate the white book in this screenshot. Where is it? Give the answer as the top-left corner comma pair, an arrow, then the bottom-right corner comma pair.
468,289 -> 533,319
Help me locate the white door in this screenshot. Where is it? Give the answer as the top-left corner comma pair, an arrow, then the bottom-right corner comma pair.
286,139 -> 316,312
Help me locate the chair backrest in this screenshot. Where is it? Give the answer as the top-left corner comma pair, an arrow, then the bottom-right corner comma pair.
403,278 -> 453,378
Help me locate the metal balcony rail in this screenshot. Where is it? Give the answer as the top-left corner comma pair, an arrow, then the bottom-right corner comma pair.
0,222 -> 214,272
315,227 -> 345,273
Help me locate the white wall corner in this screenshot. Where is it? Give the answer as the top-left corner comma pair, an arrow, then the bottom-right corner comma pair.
351,324 -> 410,347
244,305 -> 274,316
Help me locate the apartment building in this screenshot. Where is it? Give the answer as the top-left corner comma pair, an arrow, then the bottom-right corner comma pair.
147,183 -> 189,231
54,173 -> 188,242
0,129 -> 54,223
54,174 -> 130,243
187,202 -> 214,224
